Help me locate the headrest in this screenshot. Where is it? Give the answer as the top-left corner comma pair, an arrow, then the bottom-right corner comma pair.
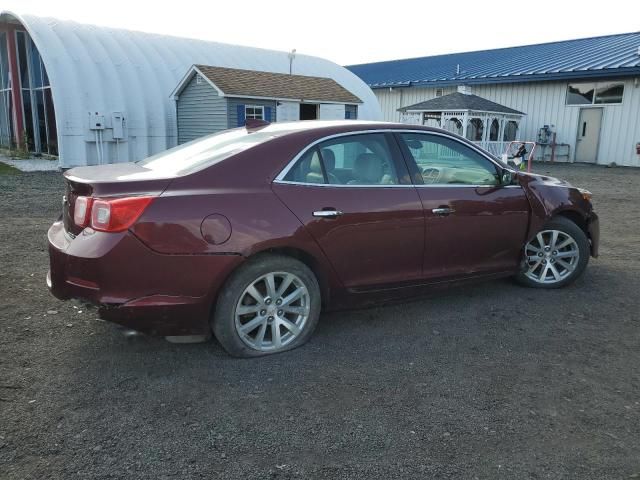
321,148 -> 335,170
353,153 -> 383,183
309,152 -> 323,174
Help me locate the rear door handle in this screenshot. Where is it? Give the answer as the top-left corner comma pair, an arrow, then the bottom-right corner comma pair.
313,209 -> 343,218
432,207 -> 455,216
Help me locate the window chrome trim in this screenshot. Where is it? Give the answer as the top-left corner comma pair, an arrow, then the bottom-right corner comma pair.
414,183 -> 522,189
272,181 -> 522,189
273,129 -> 513,187
273,180 -> 413,188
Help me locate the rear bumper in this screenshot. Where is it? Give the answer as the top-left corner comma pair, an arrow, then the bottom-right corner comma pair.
47,221 -> 243,336
588,211 -> 599,258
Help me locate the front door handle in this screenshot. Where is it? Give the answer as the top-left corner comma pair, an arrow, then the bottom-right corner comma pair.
432,207 -> 455,216
313,209 -> 343,218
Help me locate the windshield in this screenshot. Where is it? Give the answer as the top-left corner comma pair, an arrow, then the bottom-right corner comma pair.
137,127 -> 284,175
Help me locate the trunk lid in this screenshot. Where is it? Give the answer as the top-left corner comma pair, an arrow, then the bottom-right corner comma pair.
62,163 -> 174,235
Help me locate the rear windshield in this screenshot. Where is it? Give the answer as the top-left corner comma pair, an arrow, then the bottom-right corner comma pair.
137,127 -> 285,175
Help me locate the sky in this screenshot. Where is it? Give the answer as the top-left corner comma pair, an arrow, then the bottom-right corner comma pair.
3,0 -> 639,65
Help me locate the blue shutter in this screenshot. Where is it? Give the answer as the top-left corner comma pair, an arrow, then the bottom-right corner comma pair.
264,106 -> 272,122
236,104 -> 245,126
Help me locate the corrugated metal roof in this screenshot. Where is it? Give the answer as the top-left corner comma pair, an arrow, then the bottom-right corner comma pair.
192,65 -> 362,103
399,92 -> 524,115
347,32 -> 640,88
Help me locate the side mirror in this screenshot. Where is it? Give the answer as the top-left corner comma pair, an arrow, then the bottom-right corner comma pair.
501,169 -> 518,186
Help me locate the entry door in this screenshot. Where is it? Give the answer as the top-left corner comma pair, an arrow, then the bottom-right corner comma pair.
395,132 -> 530,280
272,132 -> 424,290
319,104 -> 346,120
276,102 -> 300,122
575,108 -> 603,163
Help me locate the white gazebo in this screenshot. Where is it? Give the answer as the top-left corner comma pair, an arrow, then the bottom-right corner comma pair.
398,91 -> 525,157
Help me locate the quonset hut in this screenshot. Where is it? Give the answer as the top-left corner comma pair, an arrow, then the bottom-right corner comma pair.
0,12 -> 381,167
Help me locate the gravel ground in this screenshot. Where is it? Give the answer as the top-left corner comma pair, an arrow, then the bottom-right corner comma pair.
1,163 -> 639,479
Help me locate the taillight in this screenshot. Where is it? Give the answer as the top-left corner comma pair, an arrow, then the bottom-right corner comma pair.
90,196 -> 154,232
73,196 -> 93,227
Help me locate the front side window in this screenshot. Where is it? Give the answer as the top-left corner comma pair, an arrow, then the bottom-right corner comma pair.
567,82 -> 624,105
245,105 -> 264,120
400,133 -> 500,186
283,133 -> 401,186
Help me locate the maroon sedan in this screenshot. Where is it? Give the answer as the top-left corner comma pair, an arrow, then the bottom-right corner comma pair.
48,121 -> 599,357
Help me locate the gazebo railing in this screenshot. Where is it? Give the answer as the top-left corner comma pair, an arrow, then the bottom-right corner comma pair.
472,141 -> 510,157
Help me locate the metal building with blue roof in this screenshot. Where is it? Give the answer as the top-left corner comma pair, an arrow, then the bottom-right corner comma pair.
347,32 -> 640,166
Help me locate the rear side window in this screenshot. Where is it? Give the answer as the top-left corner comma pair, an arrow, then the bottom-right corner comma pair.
138,128 -> 284,176
400,133 -> 500,186
283,133 -> 401,186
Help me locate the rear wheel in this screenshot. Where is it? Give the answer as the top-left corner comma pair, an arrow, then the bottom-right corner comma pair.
212,254 -> 321,357
515,216 -> 590,289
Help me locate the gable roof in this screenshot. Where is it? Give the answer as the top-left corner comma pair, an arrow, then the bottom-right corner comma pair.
347,32 -> 640,88
399,92 -> 524,115
174,65 -> 362,104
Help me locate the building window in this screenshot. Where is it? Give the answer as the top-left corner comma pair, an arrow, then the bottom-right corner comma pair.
0,32 -> 14,148
503,120 -> 518,141
245,105 -> 264,120
594,82 -> 624,104
567,82 -> 624,105
7,31 -> 56,154
466,118 -> 484,141
446,117 -> 462,135
344,105 -> 358,120
435,88 -> 444,97
196,74 -> 204,85
489,119 -> 499,141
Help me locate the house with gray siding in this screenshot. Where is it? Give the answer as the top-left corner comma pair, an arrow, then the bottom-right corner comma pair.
172,65 -> 363,144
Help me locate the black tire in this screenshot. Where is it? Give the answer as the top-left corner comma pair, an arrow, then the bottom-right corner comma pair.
515,216 -> 590,289
212,254 -> 321,357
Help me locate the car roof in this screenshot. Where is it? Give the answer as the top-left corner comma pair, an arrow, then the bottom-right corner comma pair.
256,120 -> 426,134
252,120 -> 442,137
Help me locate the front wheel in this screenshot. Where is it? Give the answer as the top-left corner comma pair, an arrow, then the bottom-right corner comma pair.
515,216 -> 590,289
212,254 -> 321,357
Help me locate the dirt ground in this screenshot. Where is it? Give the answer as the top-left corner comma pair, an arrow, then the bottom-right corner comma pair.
1,162 -> 639,479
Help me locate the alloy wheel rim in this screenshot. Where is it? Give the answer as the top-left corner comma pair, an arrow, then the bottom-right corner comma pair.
524,229 -> 580,284
234,272 -> 310,352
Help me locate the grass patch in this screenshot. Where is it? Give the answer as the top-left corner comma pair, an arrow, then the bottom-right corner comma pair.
0,161 -> 20,175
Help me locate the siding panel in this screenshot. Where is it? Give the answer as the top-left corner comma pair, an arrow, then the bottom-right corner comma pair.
177,74 -> 227,144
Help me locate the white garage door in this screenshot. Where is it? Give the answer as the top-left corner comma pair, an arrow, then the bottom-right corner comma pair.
276,102 -> 300,122
319,104 -> 346,120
